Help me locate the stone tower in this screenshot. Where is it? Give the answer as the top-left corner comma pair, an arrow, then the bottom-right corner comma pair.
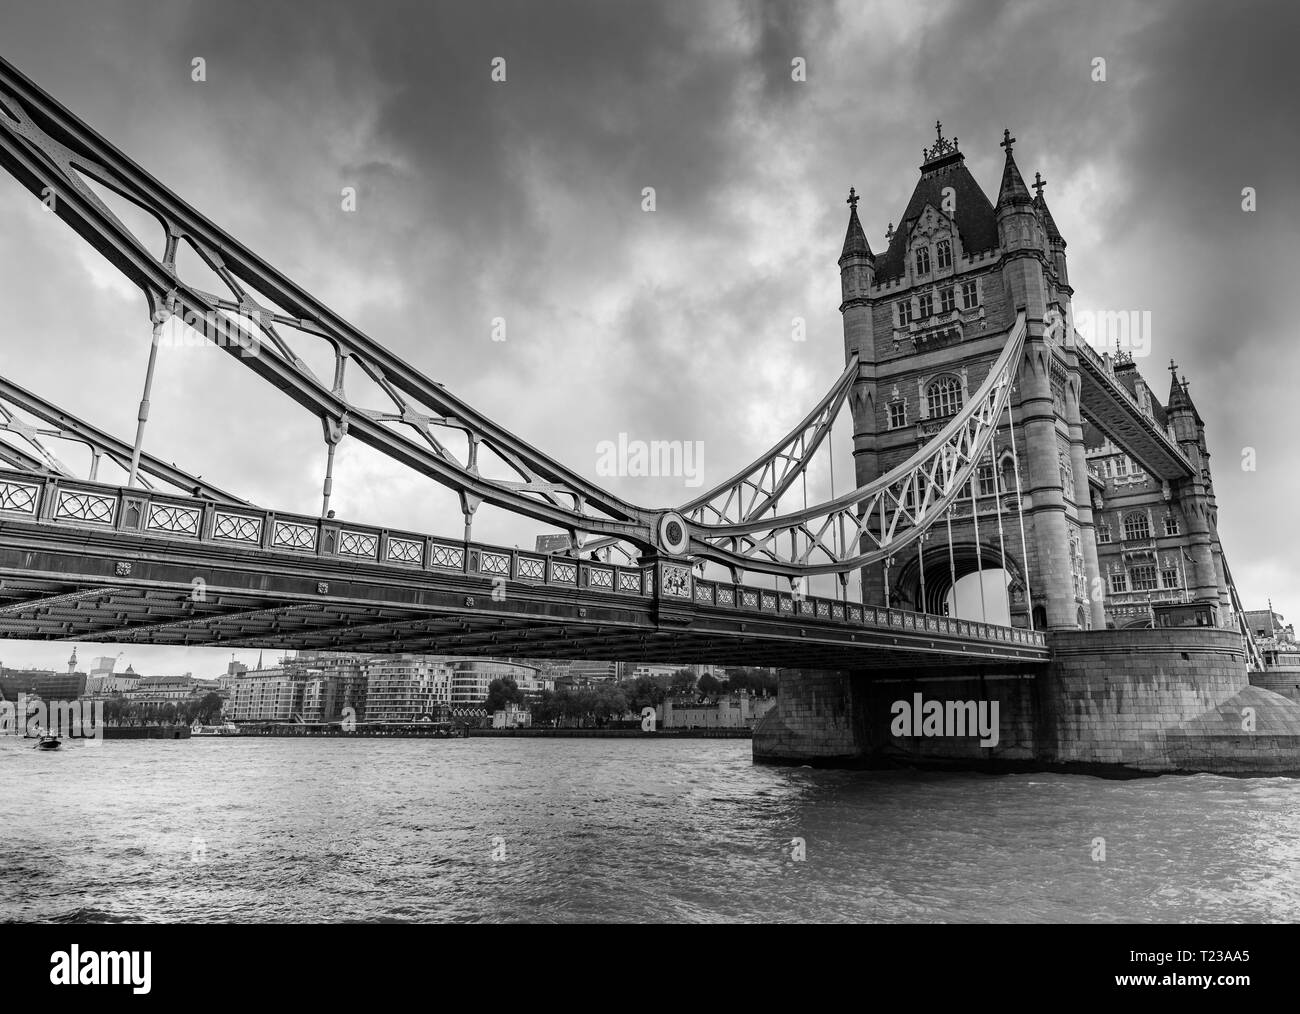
838,123 -> 1103,629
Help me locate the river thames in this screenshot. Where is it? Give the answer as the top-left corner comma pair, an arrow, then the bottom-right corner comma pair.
2,736 -> 1298,923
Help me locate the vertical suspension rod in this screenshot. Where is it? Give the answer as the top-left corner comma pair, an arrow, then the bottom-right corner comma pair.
127,307 -> 167,488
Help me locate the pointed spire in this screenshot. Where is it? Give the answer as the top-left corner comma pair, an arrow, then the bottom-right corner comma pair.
996,128 -> 1033,210
839,186 -> 873,262
1180,374 -> 1204,425
1167,359 -> 1192,411
1032,171 -> 1064,245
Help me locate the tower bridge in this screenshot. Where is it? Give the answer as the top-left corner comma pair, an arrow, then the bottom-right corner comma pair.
1,59 -> 1297,773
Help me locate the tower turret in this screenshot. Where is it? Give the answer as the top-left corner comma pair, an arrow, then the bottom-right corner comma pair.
995,129 -> 1041,254
1167,361 -> 1225,614
839,186 -> 875,363
1033,172 -> 1069,288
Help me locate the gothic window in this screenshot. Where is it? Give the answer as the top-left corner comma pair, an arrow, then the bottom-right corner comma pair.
918,292 -> 933,318
1163,515 -> 1179,536
915,247 -> 930,275
1131,565 -> 1158,591
978,460 -> 997,496
898,300 -> 913,326
1162,567 -> 1180,588
888,401 -> 907,429
940,287 -> 956,313
961,280 -> 978,309
1123,512 -> 1151,542
1070,537 -> 1085,599
927,376 -> 963,418
1110,573 -> 1128,593
936,240 -> 952,269
1000,455 -> 1017,494
1097,522 -> 1111,543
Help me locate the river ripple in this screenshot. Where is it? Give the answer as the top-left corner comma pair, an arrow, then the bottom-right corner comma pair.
1,736 -> 1297,923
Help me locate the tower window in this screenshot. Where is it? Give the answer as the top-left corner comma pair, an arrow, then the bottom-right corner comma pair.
888,401 -> 907,429
1096,522 -> 1111,543
918,292 -> 933,318
903,473 -> 929,511
961,280 -> 978,309
1123,513 -> 1151,542
940,287 -> 956,313
936,240 -> 952,269
1163,515 -> 1179,536
927,376 -> 962,418
1162,567 -> 1180,588
1110,573 -> 1128,593
915,247 -> 930,275
977,461 -> 997,496
1131,565 -> 1158,591
898,300 -> 913,326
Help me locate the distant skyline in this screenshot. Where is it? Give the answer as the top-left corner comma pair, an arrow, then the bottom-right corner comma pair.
1,0 -> 1297,672
0,645 -> 271,677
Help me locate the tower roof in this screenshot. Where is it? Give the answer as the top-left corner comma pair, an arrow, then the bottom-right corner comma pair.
1181,375 -> 1204,426
839,187 -> 873,262
995,129 -> 1033,210
1166,360 -> 1192,413
872,124 -> 999,283
1032,172 -> 1063,245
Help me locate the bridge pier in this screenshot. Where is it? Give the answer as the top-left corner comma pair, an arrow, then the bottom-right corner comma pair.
755,628 -> 1300,775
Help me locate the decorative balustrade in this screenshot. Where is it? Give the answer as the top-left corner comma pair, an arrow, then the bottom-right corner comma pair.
0,468 -> 1047,650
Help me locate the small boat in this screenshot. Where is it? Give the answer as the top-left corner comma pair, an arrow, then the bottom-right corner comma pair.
34,734 -> 61,751
191,720 -> 239,736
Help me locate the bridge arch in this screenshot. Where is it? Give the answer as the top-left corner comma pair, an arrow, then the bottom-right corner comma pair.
890,539 -> 1028,623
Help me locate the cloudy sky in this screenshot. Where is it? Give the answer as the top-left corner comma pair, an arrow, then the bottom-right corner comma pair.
0,0 -> 1296,675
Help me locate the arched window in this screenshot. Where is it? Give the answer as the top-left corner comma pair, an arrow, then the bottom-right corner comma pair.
927,375 -> 963,418
936,240 -> 952,269
1123,512 -> 1151,542
915,247 -> 930,275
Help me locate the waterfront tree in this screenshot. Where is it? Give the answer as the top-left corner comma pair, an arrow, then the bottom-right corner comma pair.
484,677 -> 525,714
669,669 -> 696,697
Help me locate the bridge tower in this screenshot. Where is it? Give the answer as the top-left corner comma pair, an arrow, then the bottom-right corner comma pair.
1165,369 -> 1229,616
839,123 -> 1104,630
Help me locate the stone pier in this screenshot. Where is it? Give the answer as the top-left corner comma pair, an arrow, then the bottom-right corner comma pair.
754,628 -> 1300,776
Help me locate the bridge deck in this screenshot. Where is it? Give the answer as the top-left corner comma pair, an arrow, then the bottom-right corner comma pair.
0,470 -> 1048,670
1073,339 -> 1194,480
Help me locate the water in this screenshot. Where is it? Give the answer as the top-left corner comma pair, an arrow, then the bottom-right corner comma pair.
2,736 -> 1298,923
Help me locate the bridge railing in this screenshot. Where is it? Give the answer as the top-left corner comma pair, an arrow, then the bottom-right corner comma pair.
690,578 -> 1046,647
0,468 -> 1046,649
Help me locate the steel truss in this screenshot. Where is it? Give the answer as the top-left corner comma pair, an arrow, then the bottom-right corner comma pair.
684,315 -> 1026,577
0,54 -> 1029,581
0,374 -> 244,502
